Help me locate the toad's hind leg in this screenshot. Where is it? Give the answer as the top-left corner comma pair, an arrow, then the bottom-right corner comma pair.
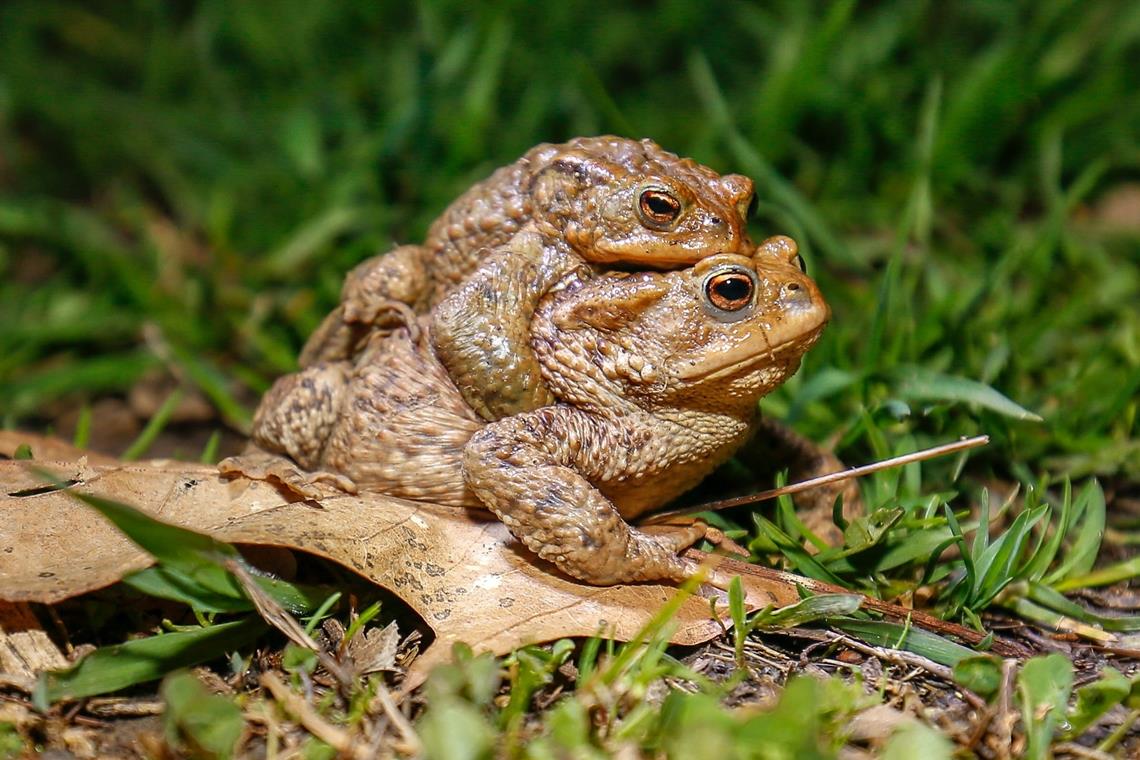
218,362 -> 356,498
299,245 -> 430,367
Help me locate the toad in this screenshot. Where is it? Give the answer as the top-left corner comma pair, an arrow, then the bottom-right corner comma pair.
221,236 -> 828,584
299,136 -> 757,421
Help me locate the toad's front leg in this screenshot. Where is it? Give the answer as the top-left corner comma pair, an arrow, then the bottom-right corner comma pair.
431,230 -> 583,421
463,406 -> 706,585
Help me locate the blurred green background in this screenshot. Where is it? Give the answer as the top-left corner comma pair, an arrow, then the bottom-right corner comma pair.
1,0 -> 1137,482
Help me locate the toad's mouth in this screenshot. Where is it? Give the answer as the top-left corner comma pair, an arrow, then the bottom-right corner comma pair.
594,249 -> 717,270
675,312 -> 829,382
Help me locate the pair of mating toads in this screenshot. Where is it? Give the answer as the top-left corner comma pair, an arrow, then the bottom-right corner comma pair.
221,136 -> 849,586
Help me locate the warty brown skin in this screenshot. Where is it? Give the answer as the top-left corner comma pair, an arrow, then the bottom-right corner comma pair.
298,136 -> 757,421
220,236 -> 829,585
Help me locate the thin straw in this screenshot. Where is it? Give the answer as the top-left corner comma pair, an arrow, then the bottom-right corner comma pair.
641,435 -> 989,525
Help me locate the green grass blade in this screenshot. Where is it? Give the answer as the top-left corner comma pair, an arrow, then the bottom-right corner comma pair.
970,488 -> 991,572
167,346 -> 253,432
121,387 -> 184,460
199,430 -> 221,464
72,404 -> 92,449
5,352 -> 158,418
52,477 -> 330,615
1021,482 -> 1066,582
862,252 -> 900,371
829,525 -> 955,577
35,617 -> 265,706
1027,582 -> 1140,633
750,594 -> 862,630
1054,554 -> 1140,592
265,206 -> 371,276
891,367 -> 1043,421
938,504 -> 974,615
1044,480 -> 1105,585
729,576 -> 746,666
122,567 -> 256,614
54,483 -> 246,598
973,504 -> 1049,609
831,618 -> 980,667
751,516 -> 847,586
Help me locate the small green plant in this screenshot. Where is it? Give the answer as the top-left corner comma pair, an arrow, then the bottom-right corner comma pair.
648,675 -> 872,760
947,479 -> 1140,636
418,590 -> 891,759
748,456 -> 1138,641
954,653 -> 1140,757
0,724 -> 27,760
161,671 -> 245,760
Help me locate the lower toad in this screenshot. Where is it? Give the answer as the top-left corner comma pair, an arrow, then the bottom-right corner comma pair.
221,236 -> 828,584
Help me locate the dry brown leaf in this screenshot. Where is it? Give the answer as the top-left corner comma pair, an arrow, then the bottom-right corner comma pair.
0,433 -> 803,683
0,431 -> 1012,688
1,431 -> 120,467
345,622 -> 400,676
845,703 -> 919,745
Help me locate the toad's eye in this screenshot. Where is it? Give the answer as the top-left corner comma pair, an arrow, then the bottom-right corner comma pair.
638,189 -> 682,227
704,269 -> 755,314
707,273 -> 753,310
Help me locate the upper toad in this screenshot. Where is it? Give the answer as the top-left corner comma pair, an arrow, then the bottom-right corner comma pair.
300,136 -> 758,420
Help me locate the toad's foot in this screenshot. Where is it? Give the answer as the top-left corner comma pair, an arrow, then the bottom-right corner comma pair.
218,448 -> 358,500
369,298 -> 425,347
299,245 -> 429,367
340,244 -> 431,323
245,361 -> 349,467
525,504 -> 707,586
300,299 -> 425,367
646,519 -> 749,558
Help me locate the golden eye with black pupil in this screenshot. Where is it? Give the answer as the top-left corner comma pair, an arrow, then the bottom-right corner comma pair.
795,254 -> 807,274
706,272 -> 754,311
638,189 -> 682,226
701,265 -> 757,322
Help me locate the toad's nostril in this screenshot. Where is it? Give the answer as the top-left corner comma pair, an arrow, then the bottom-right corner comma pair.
782,279 -> 813,310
